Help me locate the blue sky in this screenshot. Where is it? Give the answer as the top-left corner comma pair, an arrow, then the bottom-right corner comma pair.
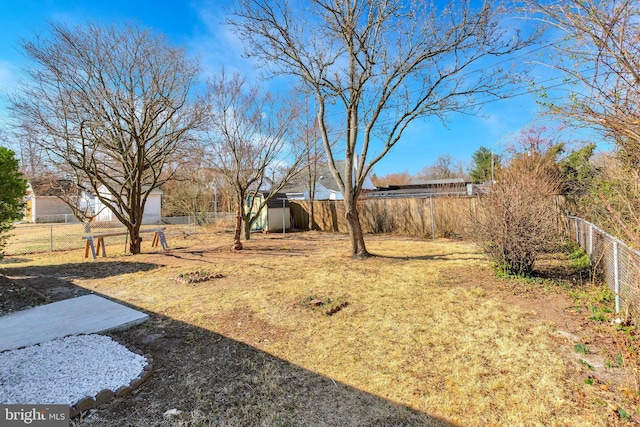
0,0 -> 596,177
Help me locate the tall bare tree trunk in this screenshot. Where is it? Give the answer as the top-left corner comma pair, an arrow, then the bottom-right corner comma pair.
232,203 -> 243,251
243,215 -> 252,240
345,199 -> 369,258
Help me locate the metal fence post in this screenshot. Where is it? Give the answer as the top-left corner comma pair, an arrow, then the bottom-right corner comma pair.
589,223 -> 593,258
282,199 -> 286,234
613,241 -> 620,313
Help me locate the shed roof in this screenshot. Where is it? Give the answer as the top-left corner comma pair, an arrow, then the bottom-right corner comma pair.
28,179 -> 76,197
250,192 -> 290,208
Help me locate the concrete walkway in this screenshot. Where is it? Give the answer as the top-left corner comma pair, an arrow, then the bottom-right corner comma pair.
0,294 -> 148,352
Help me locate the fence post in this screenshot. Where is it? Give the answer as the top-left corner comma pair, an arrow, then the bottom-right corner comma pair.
613,241 -> 620,313
50,225 -> 53,252
589,223 -> 593,258
575,219 -> 580,246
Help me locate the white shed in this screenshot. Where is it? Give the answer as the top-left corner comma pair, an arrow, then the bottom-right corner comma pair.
25,180 -> 74,223
247,192 -> 291,232
94,186 -> 163,224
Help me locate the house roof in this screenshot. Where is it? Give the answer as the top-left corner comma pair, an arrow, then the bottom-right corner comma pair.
410,178 -> 468,186
28,179 -> 76,197
368,178 -> 473,198
282,160 -> 347,194
375,178 -> 470,191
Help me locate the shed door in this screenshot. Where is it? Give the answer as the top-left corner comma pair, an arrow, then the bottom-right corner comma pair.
248,195 -> 266,231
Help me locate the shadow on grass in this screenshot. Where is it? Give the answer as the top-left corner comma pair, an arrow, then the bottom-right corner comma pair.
0,266 -> 458,426
0,257 -> 33,264
161,244 -> 313,263
373,252 -> 483,262
0,262 -> 162,301
100,312 -> 457,427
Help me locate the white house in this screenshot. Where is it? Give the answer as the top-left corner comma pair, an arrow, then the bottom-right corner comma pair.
94,185 -> 163,224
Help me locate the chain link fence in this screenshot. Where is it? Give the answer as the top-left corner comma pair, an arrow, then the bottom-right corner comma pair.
568,215 -> 640,319
4,213 -> 234,256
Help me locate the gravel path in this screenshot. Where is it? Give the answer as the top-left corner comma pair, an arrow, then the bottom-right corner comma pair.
0,334 -> 146,405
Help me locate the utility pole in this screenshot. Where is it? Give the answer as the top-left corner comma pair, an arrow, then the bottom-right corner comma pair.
491,151 -> 494,183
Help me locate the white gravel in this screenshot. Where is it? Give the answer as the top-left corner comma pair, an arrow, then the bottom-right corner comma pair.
0,334 -> 146,405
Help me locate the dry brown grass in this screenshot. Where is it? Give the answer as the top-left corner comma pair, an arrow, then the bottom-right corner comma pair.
1,232 -> 621,425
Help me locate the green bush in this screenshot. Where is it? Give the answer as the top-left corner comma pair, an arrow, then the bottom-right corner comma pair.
0,147 -> 27,258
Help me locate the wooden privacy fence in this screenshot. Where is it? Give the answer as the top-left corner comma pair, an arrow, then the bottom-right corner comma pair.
290,197 -> 477,238
290,195 -> 570,238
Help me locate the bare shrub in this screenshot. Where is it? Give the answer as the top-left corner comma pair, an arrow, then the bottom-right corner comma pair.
469,154 -> 563,275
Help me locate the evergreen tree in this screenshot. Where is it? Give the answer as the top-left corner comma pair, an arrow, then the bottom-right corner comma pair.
0,147 -> 27,258
469,147 -> 500,183
558,143 -> 597,194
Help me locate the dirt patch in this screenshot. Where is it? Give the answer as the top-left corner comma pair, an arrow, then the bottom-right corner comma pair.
0,274 -> 48,316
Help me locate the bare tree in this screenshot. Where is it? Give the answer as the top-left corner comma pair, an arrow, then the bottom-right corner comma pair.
10,22 -> 204,254
12,120 -> 100,228
416,154 -> 468,181
371,171 -> 413,187
205,71 -> 304,250
163,162 -> 232,221
11,122 -> 48,178
35,171 -> 105,230
530,0 -> 640,246
293,91 -> 334,230
230,0 -> 539,257
530,0 -> 640,153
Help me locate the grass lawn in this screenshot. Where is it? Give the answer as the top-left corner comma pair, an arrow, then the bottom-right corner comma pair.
0,231 -> 635,426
